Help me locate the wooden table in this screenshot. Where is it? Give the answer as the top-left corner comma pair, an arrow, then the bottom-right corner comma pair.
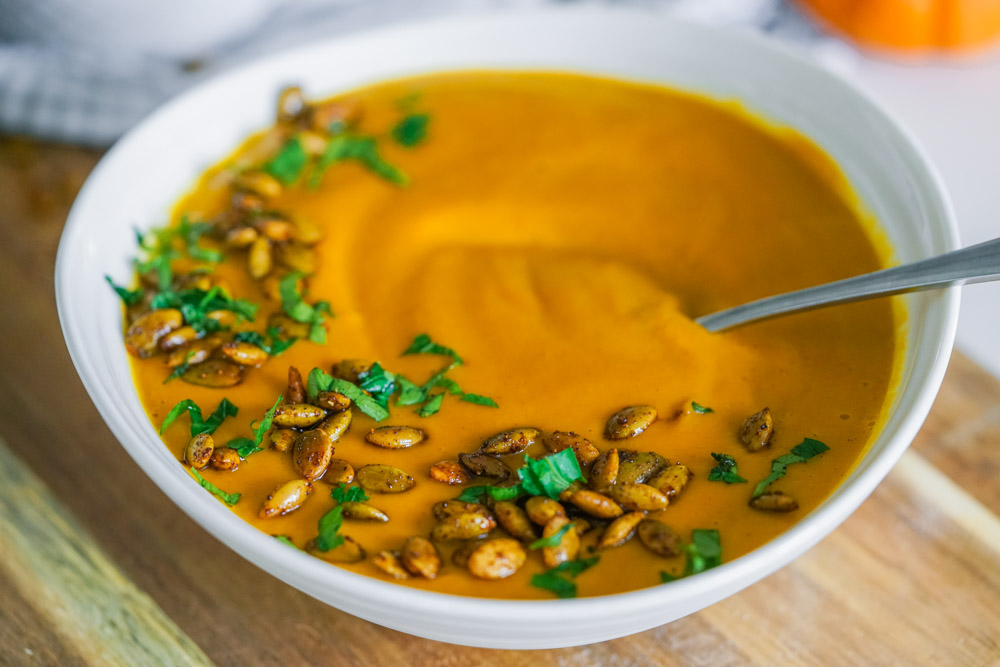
1,137 -> 998,666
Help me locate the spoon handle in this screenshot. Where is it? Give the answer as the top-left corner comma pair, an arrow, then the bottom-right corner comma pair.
697,237 -> 1000,333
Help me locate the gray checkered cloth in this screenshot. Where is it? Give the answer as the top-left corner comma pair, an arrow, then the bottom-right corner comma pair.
0,0 -> 851,146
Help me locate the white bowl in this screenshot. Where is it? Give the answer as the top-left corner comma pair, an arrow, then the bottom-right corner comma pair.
55,8 -> 959,649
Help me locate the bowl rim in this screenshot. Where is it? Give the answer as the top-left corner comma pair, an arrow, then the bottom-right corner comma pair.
55,6 -> 960,634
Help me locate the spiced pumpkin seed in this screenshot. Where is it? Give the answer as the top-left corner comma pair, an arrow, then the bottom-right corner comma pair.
286,366 -> 306,404
467,539 -> 526,580
428,460 -> 470,485
309,535 -> 365,563
740,407 -> 774,452
269,428 -> 296,453
542,431 -> 601,465
598,511 -> 646,549
366,425 -> 426,449
356,464 -> 415,494
259,479 -> 313,518
458,452 -> 513,480
750,491 -> 798,512
248,236 -> 273,279
184,433 -> 214,470
372,551 -> 410,579
315,410 -> 352,441
272,403 -> 327,428
432,500 -> 493,522
182,359 -> 243,388
332,358 -> 373,383
292,429 -> 335,481
616,451 -> 668,484
605,405 -> 657,440
209,447 -> 240,472
569,489 -> 623,518
323,458 -> 355,485
493,501 -> 537,542
401,536 -> 440,579
340,501 -> 389,522
637,519 -> 683,558
316,390 -> 351,412
589,448 -> 620,492
431,512 -> 496,541
125,308 -> 184,358
542,516 -> 580,569
648,464 -> 693,498
609,482 -> 669,511
220,340 -> 269,367
524,497 -> 566,526
480,427 -> 540,456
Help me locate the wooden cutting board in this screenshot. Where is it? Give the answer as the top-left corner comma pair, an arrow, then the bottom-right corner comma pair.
0,137 -> 997,666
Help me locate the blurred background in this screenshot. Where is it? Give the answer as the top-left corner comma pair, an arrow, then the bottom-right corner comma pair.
1,0 -> 998,375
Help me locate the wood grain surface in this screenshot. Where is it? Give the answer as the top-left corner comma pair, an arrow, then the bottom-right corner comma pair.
1,137 -> 998,666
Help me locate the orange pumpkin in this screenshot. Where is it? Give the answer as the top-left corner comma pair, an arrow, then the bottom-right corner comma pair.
795,0 -> 1000,55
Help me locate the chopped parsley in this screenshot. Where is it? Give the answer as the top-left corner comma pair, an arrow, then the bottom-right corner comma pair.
104,276 -> 144,306
517,450 -> 584,500
402,333 -> 463,365
190,467 -> 240,506
163,351 -> 196,384
456,484 -> 523,504
357,363 -> 397,409
691,401 -> 714,414
416,393 -> 444,418
316,484 -> 369,551
752,438 -> 830,498
660,529 -> 723,582
529,522 -> 575,550
278,272 -> 331,344
707,453 -> 747,484
160,397 -> 239,436
233,327 -> 297,356
310,134 -> 407,188
150,285 -> 258,335
264,136 -> 308,184
460,393 -> 499,408
177,215 -> 223,263
274,535 -> 298,548
227,395 -> 283,458
306,368 -> 389,421
530,557 -> 600,599
392,113 -> 429,147
134,225 -> 179,290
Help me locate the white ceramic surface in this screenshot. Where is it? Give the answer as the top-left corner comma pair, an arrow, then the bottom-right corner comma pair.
55,9 -> 959,649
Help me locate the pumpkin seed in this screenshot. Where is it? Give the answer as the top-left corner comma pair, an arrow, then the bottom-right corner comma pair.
524,497 -> 566,526
432,500 -> 493,522
333,358 -> 373,383
617,451 -> 668,484
542,516 -> 580,568
182,359 -> 243,388
750,491 -> 798,512
224,226 -> 258,249
316,390 -> 351,412
451,543 -> 476,568
366,425 -> 426,449
248,236 -> 273,280
467,539 -> 526,580
268,313 -> 311,339
428,460 -> 470,485
340,501 -> 388,522
431,512 -> 497,541
257,218 -> 296,242
184,433 -> 214,469
610,482 -> 669,511
315,410 -> 352,441
356,464 -> 415,494
740,407 -> 774,452
458,452 -> 513,480
286,366 -> 306,404
648,464 -> 693,498
292,216 -> 323,245
605,405 -> 657,440
209,447 -> 240,472
125,308 -> 183,358
493,501 -> 537,541
598,511 -> 645,549
158,325 -> 199,352
292,429 -> 334,481
479,427 -> 540,456
235,170 -> 282,198
309,535 -> 365,563
589,448 -> 620,492
372,551 -> 410,579
637,519 -> 683,558
259,479 -> 313,518
272,403 -> 327,428
569,490 -> 623,519
401,536 -> 440,579
166,336 -> 221,368
220,340 -> 269,367
542,431 -> 601,465
323,458 -> 355,485
269,428 -> 296,453
275,244 -> 317,274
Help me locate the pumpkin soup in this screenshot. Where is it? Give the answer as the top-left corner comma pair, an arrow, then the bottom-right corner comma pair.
109,72 -> 899,599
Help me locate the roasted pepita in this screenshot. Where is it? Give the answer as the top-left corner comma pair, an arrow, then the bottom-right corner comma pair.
316,390 -> 351,412
541,516 -> 580,568
637,519 -> 683,558
220,340 -> 269,367
524,497 -> 566,526
479,427 -> 540,456
184,433 -> 214,469
182,359 -> 243,388
372,551 -> 410,579
458,452 -> 513,480
648,464 -> 694,498
292,429 -> 335,481
750,491 -> 798,512
366,425 -> 426,449
125,308 -> 184,358
467,539 -> 527,580
493,501 -> 537,541
340,501 -> 389,522
428,460 -> 470,485
569,489 -> 623,518
209,447 -> 240,472
269,428 -> 296,453
598,511 -> 645,549
589,448 -> 620,492
286,366 -> 306,404
323,458 -> 355,485
605,405 -> 658,440
542,430 -> 601,465
315,410 -> 352,441
272,403 -> 327,428
431,512 -> 497,541
401,536 -> 440,579
610,482 -> 669,511
259,479 -> 313,518
356,464 -> 416,494
309,535 -> 365,563
740,408 -> 774,452
616,451 -> 668,484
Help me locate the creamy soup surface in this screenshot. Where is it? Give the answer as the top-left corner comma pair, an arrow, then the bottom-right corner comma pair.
123,72 -> 900,599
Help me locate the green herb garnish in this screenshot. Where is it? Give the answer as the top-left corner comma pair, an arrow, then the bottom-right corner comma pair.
660,529 -> 723,582
190,467 -> 240,506
278,272 -> 331,344
460,393 -> 499,408
517,450 -> 584,500
177,215 -> 223,263
264,137 -> 308,184
358,362 -> 397,409
691,401 -> 714,414
392,113 -> 429,147
752,438 -> 830,498
104,275 -> 144,306
707,453 -> 747,484
455,485 -> 523,504
416,393 -> 444,418
529,523 -> 575,550
395,376 -> 426,406
227,395 -> 283,458
233,327 -> 297,356
402,333 -> 463,365
306,368 -> 389,421
331,483 -> 369,504
275,535 -> 298,548
316,484 -> 369,551
150,285 -> 258,335
163,351 -> 196,384
311,134 -> 407,188
530,557 -> 600,599
160,397 -> 239,436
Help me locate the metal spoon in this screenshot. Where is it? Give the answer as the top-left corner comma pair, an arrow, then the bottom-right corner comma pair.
697,237 -> 1000,333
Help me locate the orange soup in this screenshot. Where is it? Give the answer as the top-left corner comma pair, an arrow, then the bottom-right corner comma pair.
113,72 -> 900,599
